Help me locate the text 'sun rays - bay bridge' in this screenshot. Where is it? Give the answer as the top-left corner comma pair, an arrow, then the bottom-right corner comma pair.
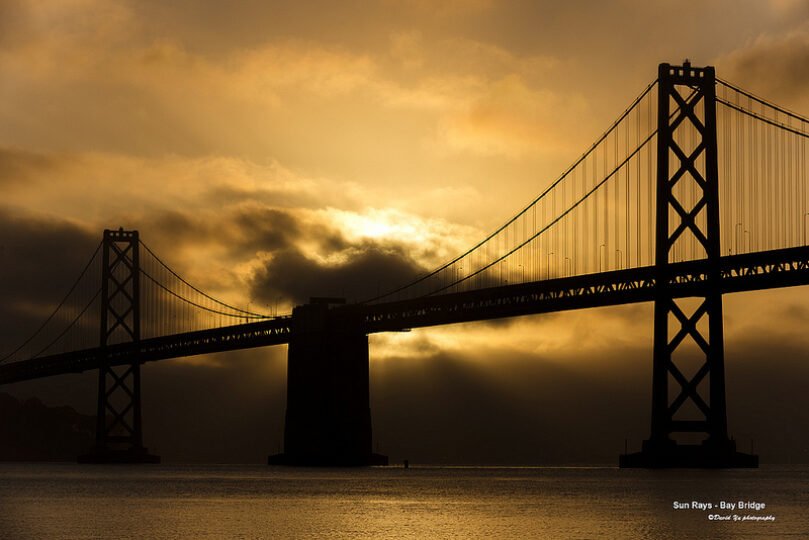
3,61 -> 809,466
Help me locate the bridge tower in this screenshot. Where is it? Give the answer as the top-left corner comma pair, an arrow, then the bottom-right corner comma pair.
620,62 -> 757,467
269,299 -> 387,466
79,229 -> 159,463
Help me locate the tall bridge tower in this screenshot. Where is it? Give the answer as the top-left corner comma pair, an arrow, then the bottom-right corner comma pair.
79,229 -> 159,463
620,62 -> 757,467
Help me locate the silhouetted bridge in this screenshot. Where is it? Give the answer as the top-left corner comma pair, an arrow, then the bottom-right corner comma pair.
3,62 -> 809,467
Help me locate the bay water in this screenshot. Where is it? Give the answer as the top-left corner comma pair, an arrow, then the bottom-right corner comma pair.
1,463 -> 805,538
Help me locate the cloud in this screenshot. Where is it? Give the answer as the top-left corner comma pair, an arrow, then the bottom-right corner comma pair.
379,33 -> 575,158
383,0 -> 494,17
135,201 -> 467,309
0,208 -> 98,360
436,74 -> 588,157
0,2 -> 382,158
249,244 -> 424,305
0,147 -> 72,188
718,25 -> 809,104
0,148 -> 359,230
0,0 -> 577,166
0,143 -> 482,318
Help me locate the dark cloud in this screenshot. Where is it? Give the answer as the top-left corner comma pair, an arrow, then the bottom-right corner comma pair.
721,30 -> 809,102
232,207 -> 300,252
232,206 -> 348,255
249,243 -> 425,304
140,205 -> 348,262
143,210 -> 209,245
140,194 -> 424,309
0,208 -> 98,359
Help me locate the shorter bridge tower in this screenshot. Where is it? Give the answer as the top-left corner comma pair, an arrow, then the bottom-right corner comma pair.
620,62 -> 756,467
269,299 -> 387,466
79,229 -> 159,463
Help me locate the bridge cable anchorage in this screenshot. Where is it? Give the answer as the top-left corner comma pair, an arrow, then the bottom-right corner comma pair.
361,78 -> 660,304
138,240 -> 271,319
0,240 -> 102,365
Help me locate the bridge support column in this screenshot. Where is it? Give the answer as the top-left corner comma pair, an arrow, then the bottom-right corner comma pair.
620,62 -> 756,468
79,229 -> 159,464
269,300 -> 387,466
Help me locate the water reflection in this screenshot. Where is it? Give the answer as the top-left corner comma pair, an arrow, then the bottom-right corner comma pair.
0,464 -> 804,539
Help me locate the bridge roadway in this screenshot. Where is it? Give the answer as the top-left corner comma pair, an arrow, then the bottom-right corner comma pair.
3,245 -> 809,385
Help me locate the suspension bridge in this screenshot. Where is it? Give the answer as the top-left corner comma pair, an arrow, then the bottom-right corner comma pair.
2,61 -> 809,467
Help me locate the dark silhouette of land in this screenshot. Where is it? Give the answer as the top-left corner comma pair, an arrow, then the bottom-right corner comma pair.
0,393 -> 94,461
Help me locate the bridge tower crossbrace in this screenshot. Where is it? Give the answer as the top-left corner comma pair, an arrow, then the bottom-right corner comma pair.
620,62 -> 757,467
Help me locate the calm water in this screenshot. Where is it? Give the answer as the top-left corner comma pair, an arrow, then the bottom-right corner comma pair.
0,463 -> 806,539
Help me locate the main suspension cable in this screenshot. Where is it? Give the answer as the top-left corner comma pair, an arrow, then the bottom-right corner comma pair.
31,288 -> 101,359
139,240 -> 269,318
426,130 -> 658,296
717,78 -> 809,125
362,78 -> 659,303
717,98 -> 809,140
139,268 -> 270,320
0,241 -> 102,364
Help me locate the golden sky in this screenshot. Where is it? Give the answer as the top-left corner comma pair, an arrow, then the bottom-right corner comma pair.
4,0 -> 809,463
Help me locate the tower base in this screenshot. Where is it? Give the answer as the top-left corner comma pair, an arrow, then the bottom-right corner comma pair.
273,302 -> 385,468
267,452 -> 388,467
78,446 -> 160,464
619,439 -> 757,468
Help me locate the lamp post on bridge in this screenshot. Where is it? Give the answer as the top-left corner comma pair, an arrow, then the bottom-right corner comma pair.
598,244 -> 606,272
735,222 -> 744,254
803,213 -> 809,246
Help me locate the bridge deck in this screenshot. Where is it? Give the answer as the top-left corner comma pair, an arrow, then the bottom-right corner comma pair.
363,245 -> 809,332
2,246 -> 809,385
0,317 -> 292,384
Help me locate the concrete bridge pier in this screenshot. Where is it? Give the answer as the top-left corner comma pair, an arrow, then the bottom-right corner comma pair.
269,299 -> 387,466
